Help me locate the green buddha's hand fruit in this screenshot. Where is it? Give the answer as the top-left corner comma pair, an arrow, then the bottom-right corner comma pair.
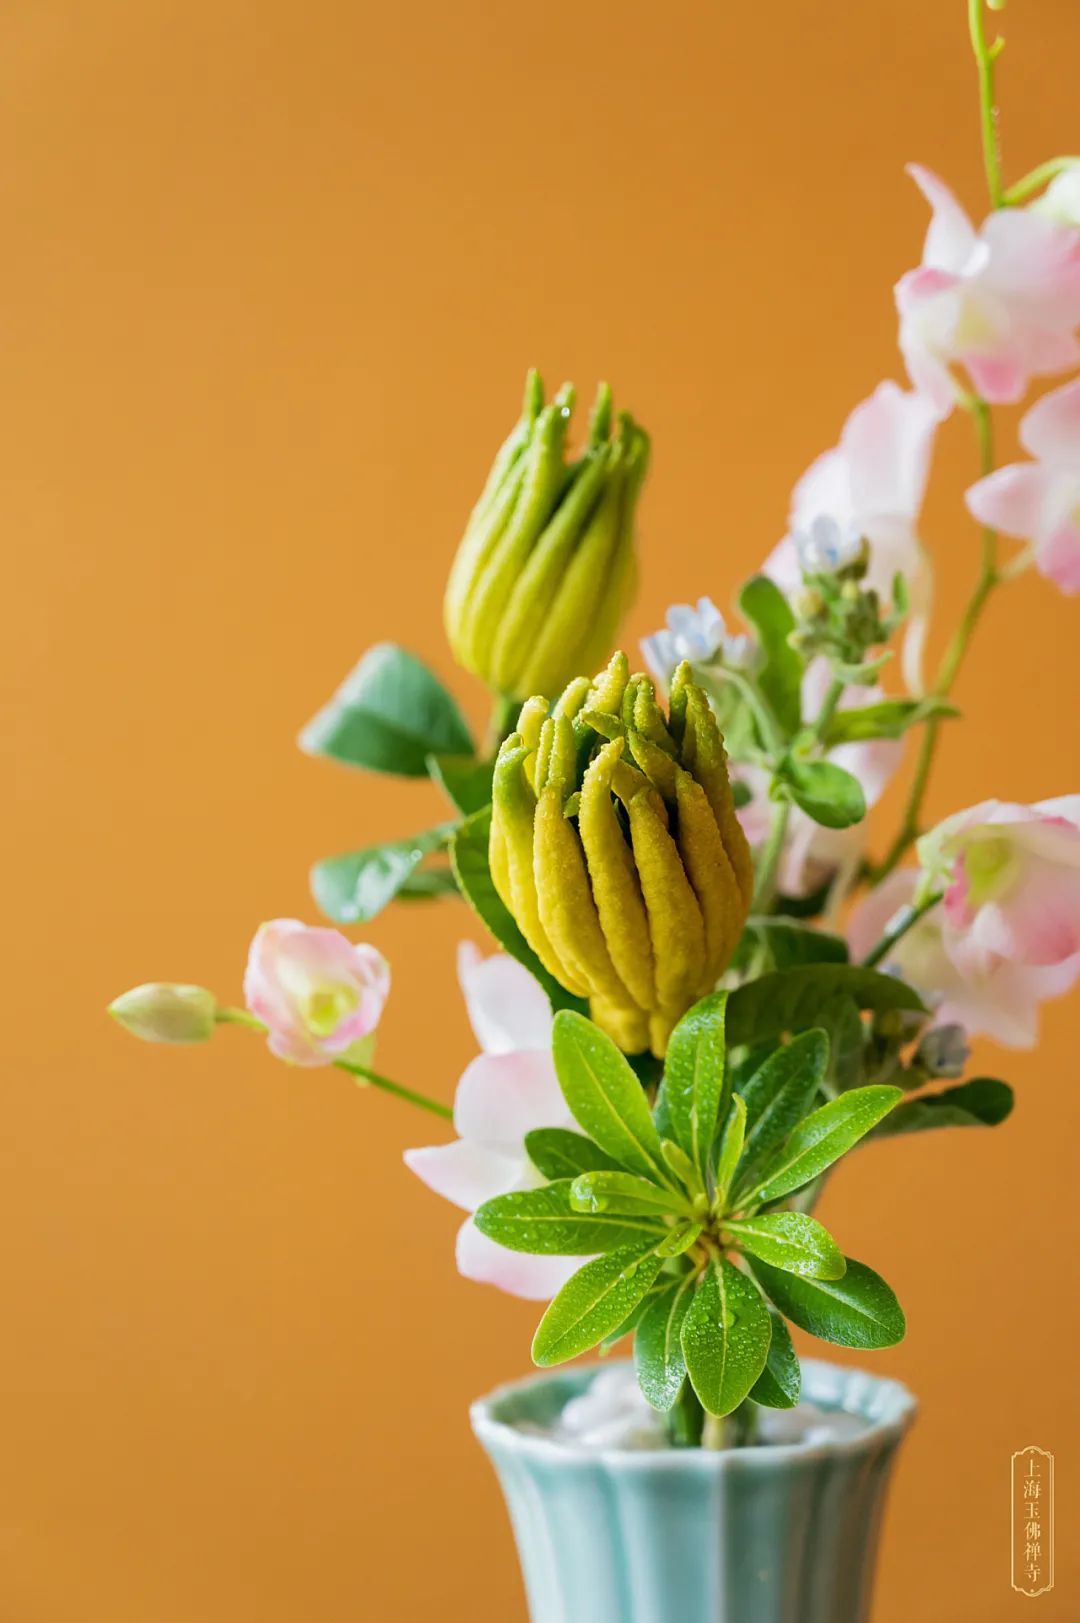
445,372 -> 650,701
490,654 -> 753,1056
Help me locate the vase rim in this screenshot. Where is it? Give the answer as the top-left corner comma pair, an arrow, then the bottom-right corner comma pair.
471,1356 -> 917,1471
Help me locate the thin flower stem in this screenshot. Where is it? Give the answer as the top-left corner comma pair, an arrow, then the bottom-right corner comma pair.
215,1007 -> 453,1121
871,400 -> 1000,882
968,0 -> 1005,208
861,890 -> 944,969
334,1059 -> 454,1120
752,798 -> 791,913
1003,156 -> 1080,207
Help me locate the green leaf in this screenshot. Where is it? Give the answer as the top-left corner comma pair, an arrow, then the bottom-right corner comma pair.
552,1010 -> 668,1184
655,1221 -> 705,1258
740,1085 -> 902,1205
524,1128 -> 622,1181
660,1139 -> 704,1195
655,991 -> 729,1178
310,825 -> 454,924
571,1172 -> 692,1218
783,759 -> 866,830
735,918 -> 849,972
427,753 -> 494,817
750,1256 -> 906,1349
817,993 -> 864,1093
395,865 -> 460,900
735,1029 -> 829,1190
681,1258 -> 772,1417
738,576 -> 803,736
474,1182 -> 665,1255
713,1095 -> 747,1207
634,1274 -> 697,1411
450,809 -> 587,1015
873,1077 -> 1014,1137
727,966 -> 924,1048
300,643 -> 473,775
725,1213 -> 846,1280
599,1284 -> 669,1351
822,697 -> 959,747
749,1310 -> 801,1408
533,1244 -> 664,1367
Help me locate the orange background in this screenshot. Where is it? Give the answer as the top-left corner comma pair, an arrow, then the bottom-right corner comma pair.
5,1 -> 1079,1619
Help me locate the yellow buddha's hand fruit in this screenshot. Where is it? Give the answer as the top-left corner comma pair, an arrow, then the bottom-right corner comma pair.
490,654 -> 753,1057
444,372 -> 649,702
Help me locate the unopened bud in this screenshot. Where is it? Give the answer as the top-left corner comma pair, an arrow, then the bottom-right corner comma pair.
109,983 -> 217,1044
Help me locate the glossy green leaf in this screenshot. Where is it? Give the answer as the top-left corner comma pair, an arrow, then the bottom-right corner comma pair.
680,1257 -> 772,1417
740,1085 -> 902,1204
395,865 -> 459,900
660,1139 -> 704,1195
735,1030 -> 828,1191
634,1274 -> 697,1411
599,1284 -> 669,1351
533,1244 -> 663,1367
552,1010 -> 668,1184
822,696 -> 958,746
873,1077 -> 1014,1137
713,1095 -> 747,1207
750,1256 -> 906,1349
655,1221 -> 705,1258
450,809 -> 587,1015
426,753 -> 494,817
783,759 -> 866,830
655,991 -> 729,1178
310,825 -> 453,924
524,1128 -> 621,1181
818,993 -> 864,1093
727,966 -> 924,1047
725,1212 -> 846,1280
734,918 -> 849,972
300,643 -> 473,775
738,576 -> 803,736
474,1182 -> 665,1255
749,1309 -> 801,1408
571,1171 -> 693,1218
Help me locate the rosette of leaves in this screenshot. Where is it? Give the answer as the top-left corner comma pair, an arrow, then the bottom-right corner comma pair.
474,997 -> 909,1429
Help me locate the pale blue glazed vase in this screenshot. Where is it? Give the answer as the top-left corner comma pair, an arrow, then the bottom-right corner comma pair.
471,1359 -> 916,1623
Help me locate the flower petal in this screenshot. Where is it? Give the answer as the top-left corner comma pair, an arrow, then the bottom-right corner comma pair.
456,941 -> 553,1054
455,1218 -> 584,1300
966,465 -> 1052,541
453,1049 -> 570,1152
403,1141 -> 521,1213
1021,377 -> 1080,467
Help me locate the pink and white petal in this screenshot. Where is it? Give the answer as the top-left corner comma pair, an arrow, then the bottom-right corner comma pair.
457,941 -> 553,1055
453,1049 -> 569,1152
935,969 -> 1041,1049
403,1140 -> 521,1212
831,735 -> 904,810
1020,379 -> 1080,467
842,382 -> 941,521
1033,796 -> 1080,830
846,870 -> 919,961
790,446 -> 853,532
981,210 -> 1080,313
968,866 -> 1080,966
1036,517 -> 1080,594
966,465 -> 1052,542
907,165 -> 980,273
455,1219 -> 584,1300
964,350 -> 1029,405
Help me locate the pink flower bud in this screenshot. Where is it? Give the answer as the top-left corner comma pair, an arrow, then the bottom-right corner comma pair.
243,919 -> 390,1067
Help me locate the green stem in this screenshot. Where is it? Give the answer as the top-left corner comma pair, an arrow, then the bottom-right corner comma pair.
871,400 -> 1000,883
702,1412 -> 728,1451
813,676 -> 846,743
215,1007 -> 453,1121
969,0 -> 1005,207
752,798 -> 792,912
1003,156 -> 1080,207
334,1058 -> 454,1120
861,890 -> 943,969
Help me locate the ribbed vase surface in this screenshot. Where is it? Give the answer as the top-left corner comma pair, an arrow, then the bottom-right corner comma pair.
471,1359 -> 916,1623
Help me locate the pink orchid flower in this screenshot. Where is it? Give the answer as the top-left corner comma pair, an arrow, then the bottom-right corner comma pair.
404,944 -> 581,1302
966,378 -> 1080,593
895,165 -> 1080,414
918,798 -> 1080,978
848,870 -> 1080,1051
765,380 -> 940,689
243,919 -> 390,1066
737,660 -> 904,900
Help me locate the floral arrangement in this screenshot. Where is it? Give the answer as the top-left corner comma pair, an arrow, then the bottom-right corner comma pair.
110,1 -> 1080,1449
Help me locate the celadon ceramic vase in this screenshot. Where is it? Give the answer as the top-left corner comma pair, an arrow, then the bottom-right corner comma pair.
471,1359 -> 916,1623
